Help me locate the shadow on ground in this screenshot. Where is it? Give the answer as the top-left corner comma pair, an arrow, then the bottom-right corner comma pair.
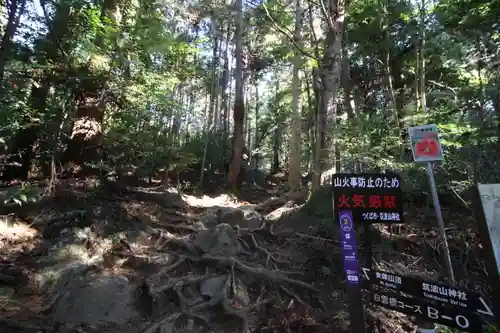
0,176 -> 491,333
0,177 -> 349,333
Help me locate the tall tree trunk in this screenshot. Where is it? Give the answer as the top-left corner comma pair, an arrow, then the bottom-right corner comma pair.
419,0 -> 426,114
341,33 -> 354,119
311,68 -> 322,190
288,0 -> 303,191
222,21 -> 232,165
228,0 -> 245,190
65,0 -> 120,167
2,83 -> 48,181
210,15 -> 220,130
305,75 -> 315,173
244,83 -> 251,149
272,77 -> 281,174
312,0 -> 345,189
476,37 -> 485,122
253,79 -> 260,170
0,0 -> 27,89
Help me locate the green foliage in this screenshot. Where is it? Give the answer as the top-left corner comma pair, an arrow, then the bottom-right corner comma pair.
0,0 -> 497,202
4,183 -> 43,206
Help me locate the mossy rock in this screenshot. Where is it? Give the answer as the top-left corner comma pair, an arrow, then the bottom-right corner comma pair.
301,185 -> 333,219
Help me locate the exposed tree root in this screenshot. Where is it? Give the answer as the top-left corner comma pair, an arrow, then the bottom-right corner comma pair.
154,230 -> 196,253
196,255 -> 318,292
174,283 -> 210,327
222,292 -> 250,333
148,273 -> 219,295
237,227 -> 289,267
133,208 -> 325,333
222,267 -> 250,333
157,222 -> 205,233
0,318 -> 42,331
142,313 -> 181,333
280,285 -> 311,308
254,189 -> 306,215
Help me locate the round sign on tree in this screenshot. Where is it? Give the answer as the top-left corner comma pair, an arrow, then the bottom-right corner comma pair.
408,124 -> 444,163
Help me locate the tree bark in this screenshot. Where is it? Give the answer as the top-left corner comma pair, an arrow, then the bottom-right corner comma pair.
272,77 -> 281,174
0,0 -> 27,88
65,0 -> 120,166
210,15 -> 220,130
288,0 -> 303,192
312,0 -> 345,189
228,0 -> 245,190
253,80 -> 260,170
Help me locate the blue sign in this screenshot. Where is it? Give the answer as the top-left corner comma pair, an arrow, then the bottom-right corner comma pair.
339,210 -> 360,284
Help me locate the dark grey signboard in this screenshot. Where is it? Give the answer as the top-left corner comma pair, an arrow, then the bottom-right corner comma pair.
333,173 -> 404,223
362,267 -> 494,317
372,290 -> 482,332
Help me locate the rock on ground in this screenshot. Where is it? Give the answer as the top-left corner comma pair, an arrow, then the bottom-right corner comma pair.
53,274 -> 140,326
200,275 -> 228,298
193,223 -> 241,256
200,206 -> 263,230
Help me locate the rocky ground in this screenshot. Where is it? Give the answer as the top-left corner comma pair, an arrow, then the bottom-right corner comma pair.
0,176 -> 492,333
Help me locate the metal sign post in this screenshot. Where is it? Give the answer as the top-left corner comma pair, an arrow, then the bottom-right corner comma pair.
426,163 -> 455,283
333,173 -> 405,333
408,124 -> 455,284
338,210 -> 366,333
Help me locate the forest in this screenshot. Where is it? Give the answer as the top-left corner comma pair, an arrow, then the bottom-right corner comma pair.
0,0 -> 498,332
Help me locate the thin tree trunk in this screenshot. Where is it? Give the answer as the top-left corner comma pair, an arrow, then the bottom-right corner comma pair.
272,77 -> 281,174
419,0 -> 426,114
253,80 -> 260,170
341,34 -> 354,120
477,37 -> 485,121
0,0 -> 27,88
244,83 -> 251,149
210,16 -> 220,130
199,92 -> 212,188
288,0 -> 303,192
222,21 -> 232,162
228,0 -> 245,190
305,74 -> 315,173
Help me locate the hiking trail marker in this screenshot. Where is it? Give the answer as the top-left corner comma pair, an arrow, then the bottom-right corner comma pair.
360,267 -> 492,332
337,210 -> 366,333
339,211 -> 360,284
408,124 -> 444,163
371,290 -> 481,331
333,171 -> 498,332
333,173 -> 406,333
362,268 -> 494,316
408,124 -> 455,285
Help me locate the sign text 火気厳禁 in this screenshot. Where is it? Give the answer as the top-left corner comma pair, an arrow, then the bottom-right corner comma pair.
333,173 -> 404,224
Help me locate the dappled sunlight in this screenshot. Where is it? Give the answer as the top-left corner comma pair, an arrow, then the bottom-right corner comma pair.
0,0 -> 495,330
0,218 -> 38,242
181,193 -> 241,208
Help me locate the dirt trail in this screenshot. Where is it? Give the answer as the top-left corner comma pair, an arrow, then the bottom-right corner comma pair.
0,177 -> 490,333
0,178 -> 346,333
